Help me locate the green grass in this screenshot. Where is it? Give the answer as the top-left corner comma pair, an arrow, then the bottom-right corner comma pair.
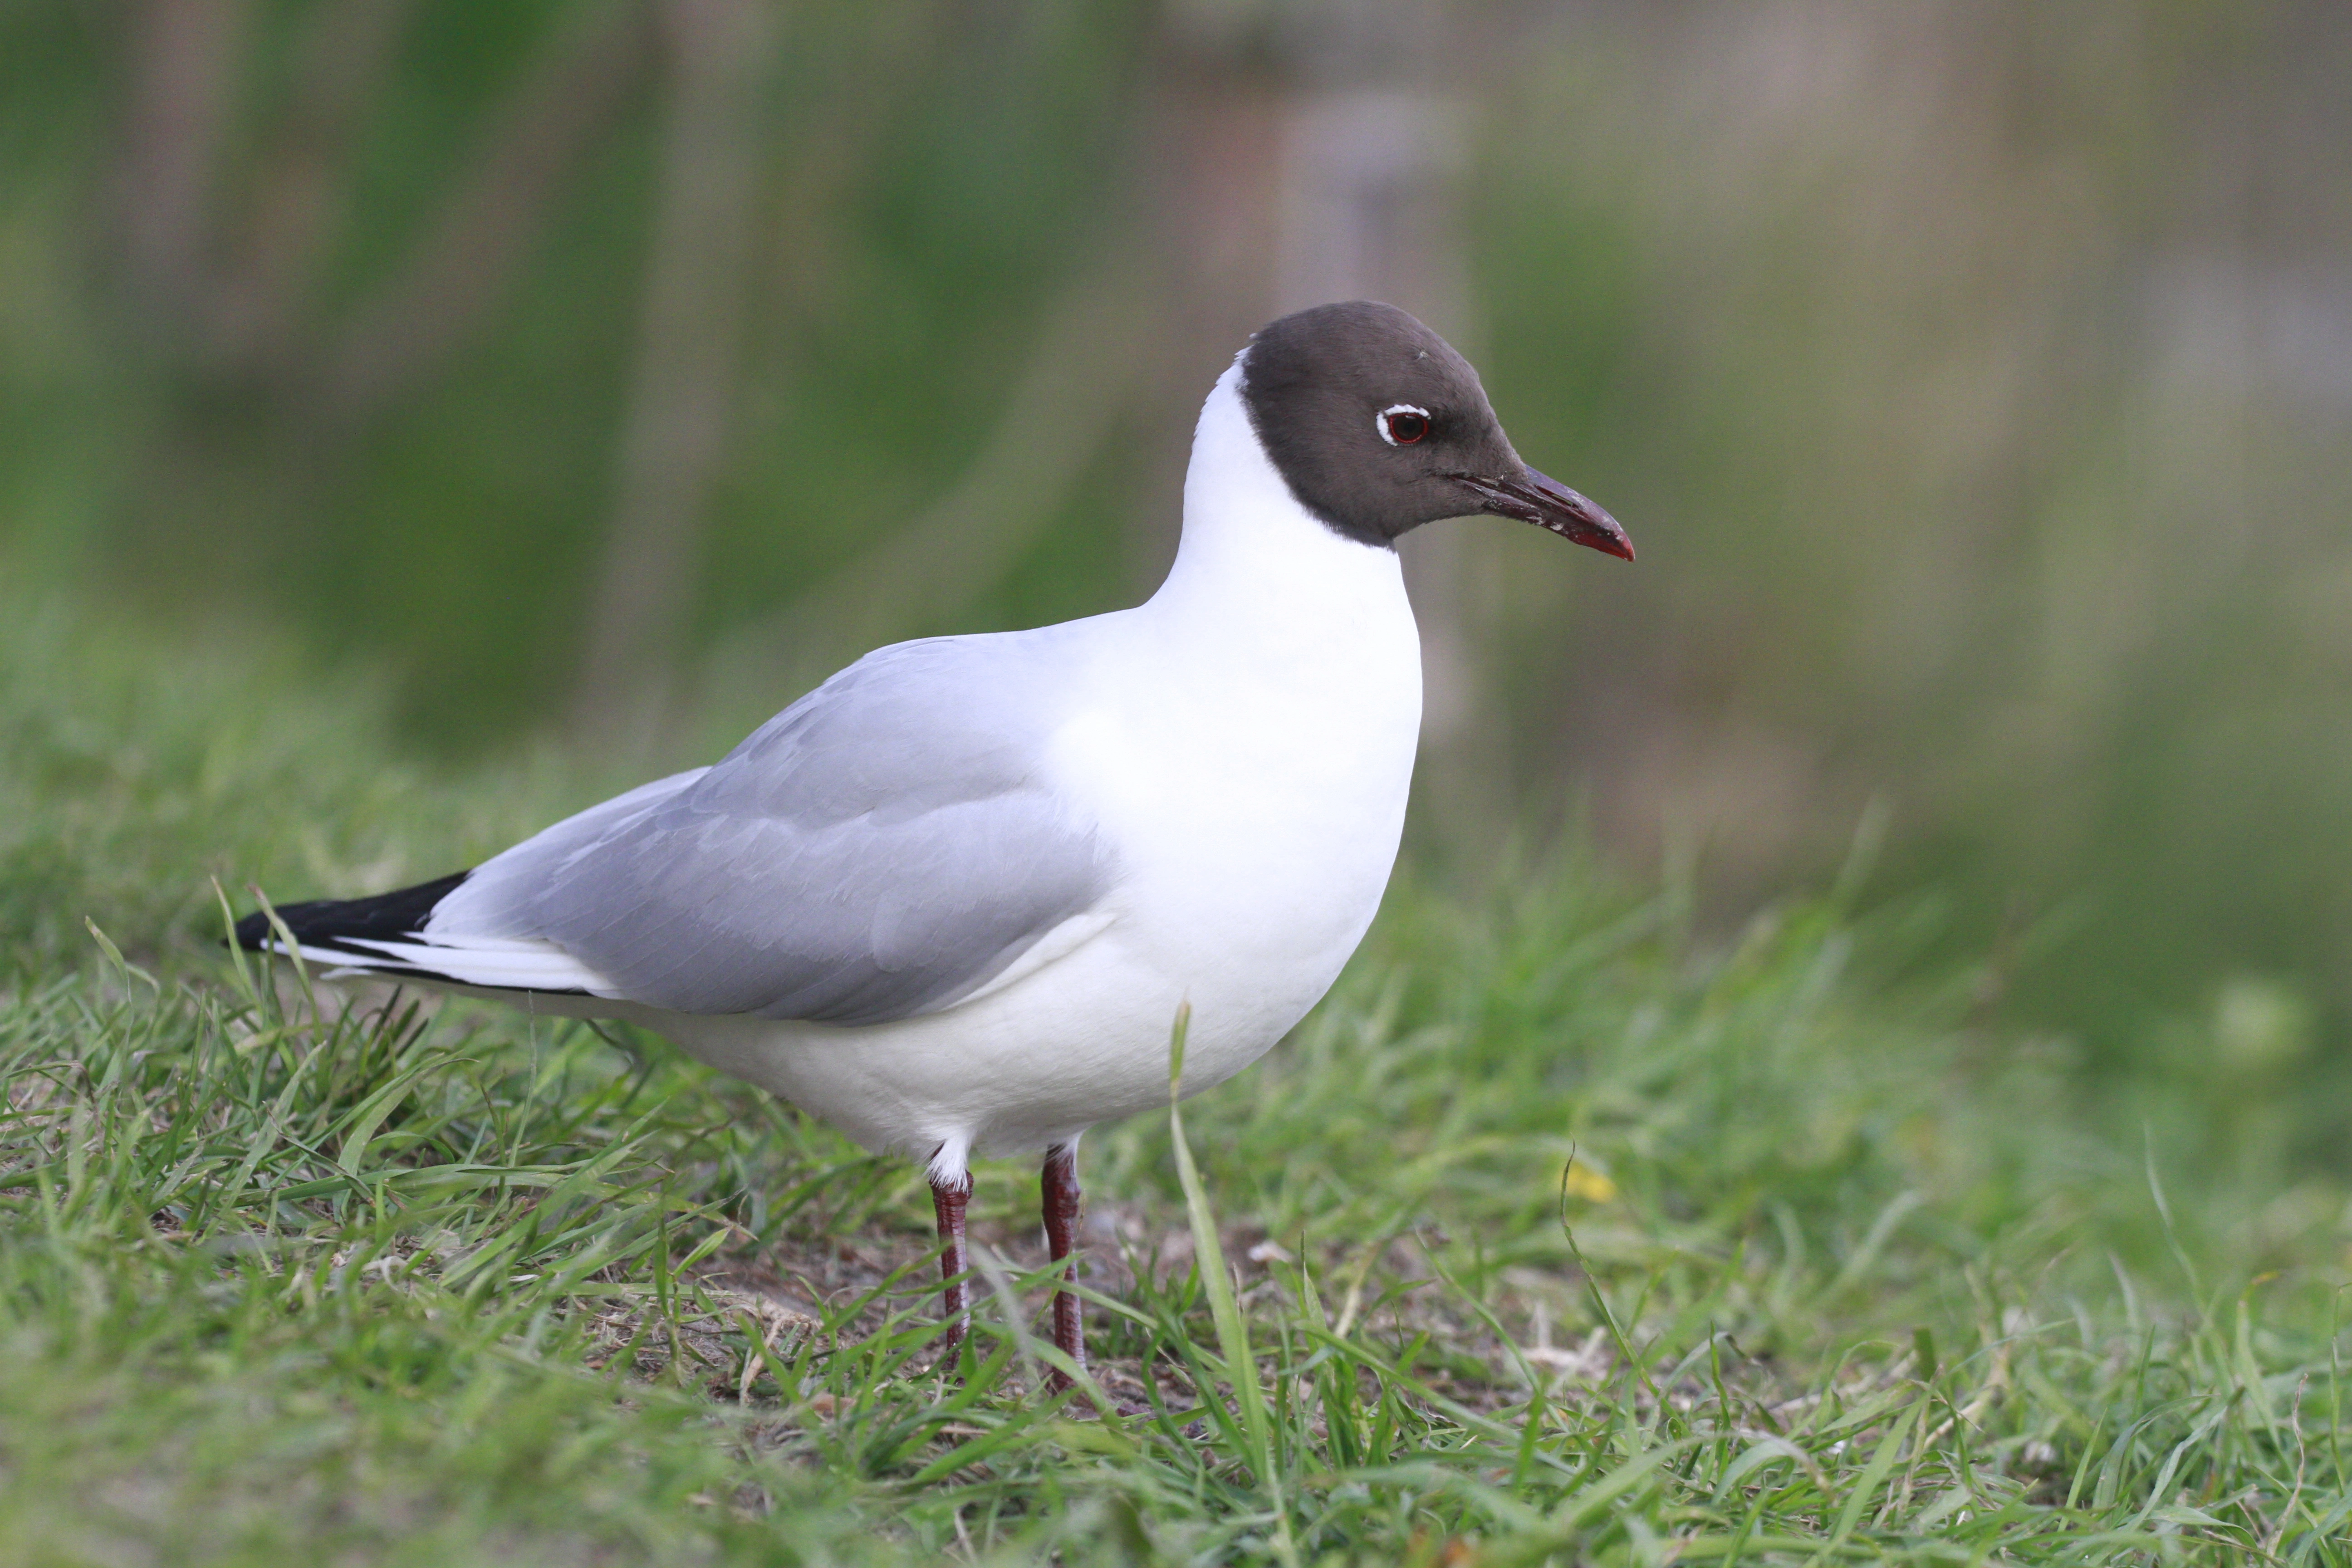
4,588 -> 2350,1565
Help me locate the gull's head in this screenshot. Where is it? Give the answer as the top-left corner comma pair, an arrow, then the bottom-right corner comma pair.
1239,300 -> 1633,560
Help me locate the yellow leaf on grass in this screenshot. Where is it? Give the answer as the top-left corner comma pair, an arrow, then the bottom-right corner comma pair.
1563,1159 -> 1618,1203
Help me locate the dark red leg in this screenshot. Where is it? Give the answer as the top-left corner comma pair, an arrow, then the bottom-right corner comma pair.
1042,1141 -> 1085,1387
931,1169 -> 973,1362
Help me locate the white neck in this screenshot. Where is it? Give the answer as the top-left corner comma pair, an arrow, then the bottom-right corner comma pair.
1149,363 -> 1411,627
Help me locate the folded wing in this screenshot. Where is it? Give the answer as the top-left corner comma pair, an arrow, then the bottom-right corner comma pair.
422,633 -> 1107,1027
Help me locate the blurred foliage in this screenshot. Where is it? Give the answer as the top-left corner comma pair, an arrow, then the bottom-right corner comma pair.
3,1 -> 2351,1132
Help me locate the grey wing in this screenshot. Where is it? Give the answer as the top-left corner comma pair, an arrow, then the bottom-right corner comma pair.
426,633 -> 1107,1027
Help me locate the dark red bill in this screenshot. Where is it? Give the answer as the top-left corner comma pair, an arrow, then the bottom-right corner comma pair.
1450,466 -> 1634,560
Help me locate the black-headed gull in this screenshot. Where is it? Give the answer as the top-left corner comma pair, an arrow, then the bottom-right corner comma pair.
235,301 -> 1632,1379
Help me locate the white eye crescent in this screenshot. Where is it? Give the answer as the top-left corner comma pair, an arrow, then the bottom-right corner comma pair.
1377,404 -> 1431,446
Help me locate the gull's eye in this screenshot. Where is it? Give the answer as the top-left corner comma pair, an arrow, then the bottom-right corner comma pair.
1377,405 -> 1431,446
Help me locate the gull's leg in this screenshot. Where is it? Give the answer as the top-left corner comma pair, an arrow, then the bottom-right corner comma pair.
1042,1141 -> 1086,1387
931,1168 -> 973,1361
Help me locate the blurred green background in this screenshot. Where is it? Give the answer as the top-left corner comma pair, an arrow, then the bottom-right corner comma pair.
4,2 -> 2350,1170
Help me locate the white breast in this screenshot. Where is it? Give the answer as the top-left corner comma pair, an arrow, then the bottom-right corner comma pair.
649,365 -> 1423,1161
1045,366 -> 1422,1065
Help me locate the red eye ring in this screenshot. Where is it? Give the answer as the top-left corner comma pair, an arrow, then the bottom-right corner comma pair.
1379,405 -> 1431,445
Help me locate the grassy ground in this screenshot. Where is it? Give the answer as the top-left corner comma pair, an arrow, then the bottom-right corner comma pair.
4,590 -> 2349,1565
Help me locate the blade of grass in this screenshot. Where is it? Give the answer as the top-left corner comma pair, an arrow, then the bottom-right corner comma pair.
1167,1003 -> 1297,1565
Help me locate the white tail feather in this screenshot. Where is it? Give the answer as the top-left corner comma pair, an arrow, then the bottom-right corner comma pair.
264,934 -> 614,995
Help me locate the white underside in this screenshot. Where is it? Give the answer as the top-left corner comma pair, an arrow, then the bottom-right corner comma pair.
310,365 -> 1424,1178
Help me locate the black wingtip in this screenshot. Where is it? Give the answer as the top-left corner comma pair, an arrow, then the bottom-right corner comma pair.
230,869 -> 474,957
229,906 -> 270,951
